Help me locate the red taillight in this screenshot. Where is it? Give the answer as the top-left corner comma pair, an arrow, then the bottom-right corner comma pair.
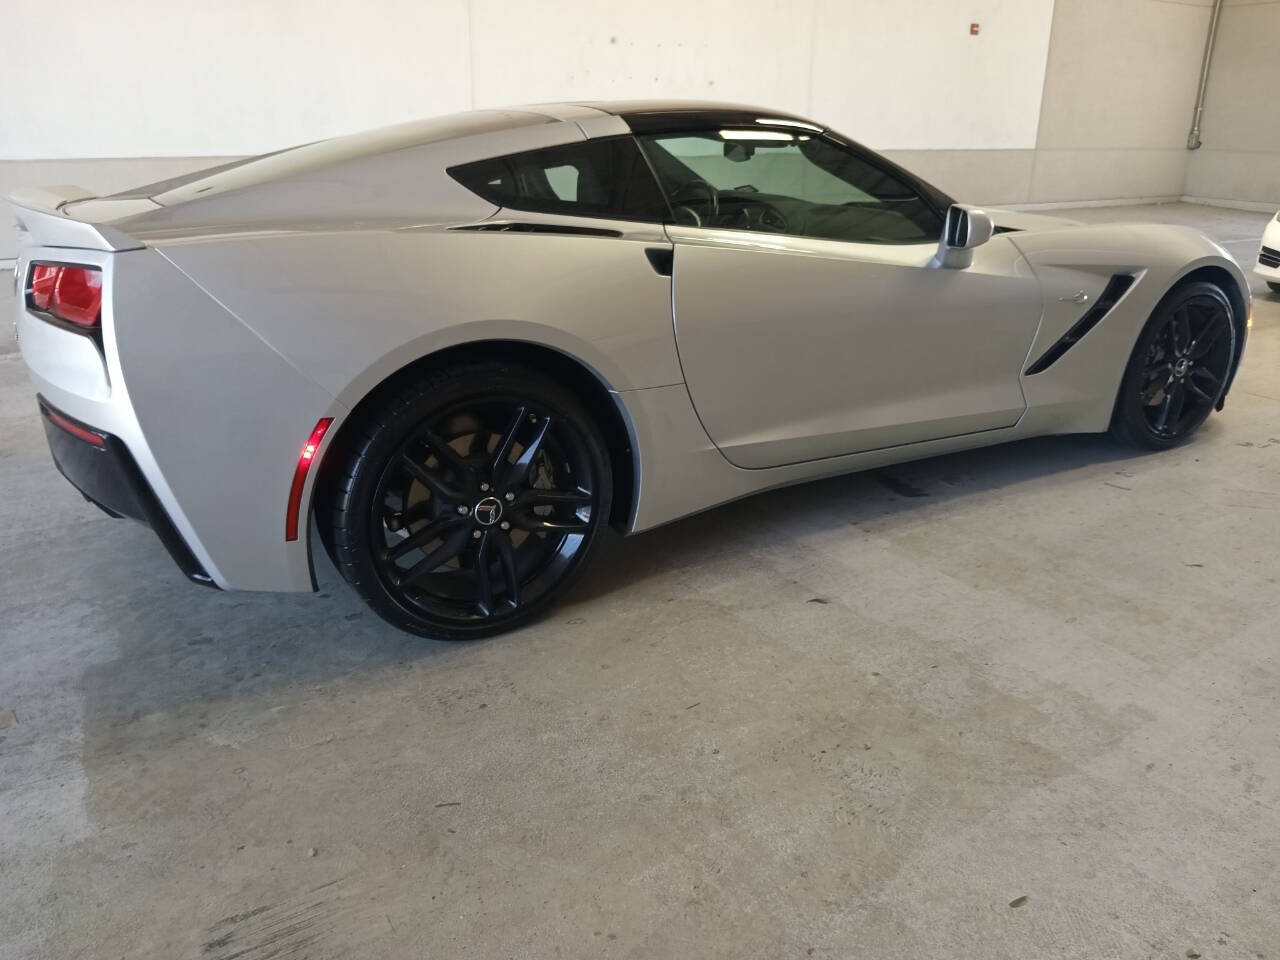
52,267 -> 103,327
28,263 -> 102,328
285,417 -> 334,542
30,264 -> 59,310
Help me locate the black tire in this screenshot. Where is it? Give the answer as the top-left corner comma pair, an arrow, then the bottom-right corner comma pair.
1110,280 -> 1237,450
1268,281 -> 1280,295
321,362 -> 612,640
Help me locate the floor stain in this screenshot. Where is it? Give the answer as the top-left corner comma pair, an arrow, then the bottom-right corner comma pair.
203,879 -> 350,959
875,473 -> 930,498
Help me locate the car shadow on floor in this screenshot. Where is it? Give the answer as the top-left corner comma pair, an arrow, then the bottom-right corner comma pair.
72,427 -> 1170,717
572,430 -> 1160,605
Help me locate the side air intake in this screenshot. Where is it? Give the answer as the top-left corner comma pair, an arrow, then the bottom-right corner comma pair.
1024,274 -> 1135,376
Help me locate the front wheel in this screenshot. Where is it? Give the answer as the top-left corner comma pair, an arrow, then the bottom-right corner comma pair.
1110,281 -> 1237,450
1267,281 -> 1280,295
322,362 -> 612,640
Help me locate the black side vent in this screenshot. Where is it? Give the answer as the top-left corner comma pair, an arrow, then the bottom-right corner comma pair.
1258,245 -> 1280,269
993,225 -> 1022,235
1025,274 -> 1136,376
451,222 -> 621,238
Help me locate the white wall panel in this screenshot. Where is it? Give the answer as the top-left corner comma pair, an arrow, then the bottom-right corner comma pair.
0,0 -> 473,158
469,0 -> 815,119
811,0 -> 1056,150
0,0 -> 1053,160
5,0 -> 1264,211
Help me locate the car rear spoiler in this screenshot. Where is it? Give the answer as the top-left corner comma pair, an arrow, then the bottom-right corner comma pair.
7,185 -> 144,252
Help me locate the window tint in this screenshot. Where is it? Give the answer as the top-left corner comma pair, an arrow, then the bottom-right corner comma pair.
638,130 -> 943,244
449,137 -> 670,222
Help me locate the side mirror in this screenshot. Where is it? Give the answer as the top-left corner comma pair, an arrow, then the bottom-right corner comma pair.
932,205 -> 994,269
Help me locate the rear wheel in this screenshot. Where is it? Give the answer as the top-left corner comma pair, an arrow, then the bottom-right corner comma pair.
1110,281 -> 1237,450
322,363 -> 611,640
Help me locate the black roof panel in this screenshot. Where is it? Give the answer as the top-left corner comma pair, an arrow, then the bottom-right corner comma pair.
575,100 -> 822,134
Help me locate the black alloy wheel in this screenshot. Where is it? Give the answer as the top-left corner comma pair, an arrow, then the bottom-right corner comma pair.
323,363 -> 611,640
1112,281 -> 1237,449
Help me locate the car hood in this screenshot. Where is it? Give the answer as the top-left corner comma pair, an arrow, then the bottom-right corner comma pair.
984,208 -> 1080,233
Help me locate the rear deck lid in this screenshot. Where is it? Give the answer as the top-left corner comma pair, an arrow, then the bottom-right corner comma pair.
8,186 -> 145,251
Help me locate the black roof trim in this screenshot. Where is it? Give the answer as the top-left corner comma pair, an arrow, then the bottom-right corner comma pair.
623,110 -> 825,135
575,100 -> 821,133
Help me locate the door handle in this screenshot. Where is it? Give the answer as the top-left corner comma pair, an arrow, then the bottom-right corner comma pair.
1058,290 -> 1090,304
645,247 -> 673,277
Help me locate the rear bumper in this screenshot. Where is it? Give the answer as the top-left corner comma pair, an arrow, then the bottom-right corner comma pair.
38,395 -> 216,587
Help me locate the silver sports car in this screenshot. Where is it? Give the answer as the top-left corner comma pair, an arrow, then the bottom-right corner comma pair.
12,101 -> 1250,639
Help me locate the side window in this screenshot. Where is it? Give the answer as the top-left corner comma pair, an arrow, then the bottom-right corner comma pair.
637,130 -> 943,244
449,137 -> 670,222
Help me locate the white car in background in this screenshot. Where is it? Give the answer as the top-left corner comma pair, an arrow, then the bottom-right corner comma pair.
1258,211 -> 1280,293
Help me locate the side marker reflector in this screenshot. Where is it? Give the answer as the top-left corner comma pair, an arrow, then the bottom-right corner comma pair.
45,407 -> 106,447
285,417 -> 334,542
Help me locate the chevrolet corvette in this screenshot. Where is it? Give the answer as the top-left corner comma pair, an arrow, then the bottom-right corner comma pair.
11,101 -> 1250,638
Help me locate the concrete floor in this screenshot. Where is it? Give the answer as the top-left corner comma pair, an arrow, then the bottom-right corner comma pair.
3,204 -> 1280,959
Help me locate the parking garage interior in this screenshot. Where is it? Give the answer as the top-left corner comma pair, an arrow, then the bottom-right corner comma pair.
3,2 -> 1280,958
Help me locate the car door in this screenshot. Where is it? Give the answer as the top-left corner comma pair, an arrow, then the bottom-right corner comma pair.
637,126 -> 1044,470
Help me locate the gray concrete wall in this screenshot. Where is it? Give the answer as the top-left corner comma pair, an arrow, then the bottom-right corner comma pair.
879,0 -> 1216,208
881,150 -> 1037,207
1030,0 -> 1212,204
1183,0 -> 1280,208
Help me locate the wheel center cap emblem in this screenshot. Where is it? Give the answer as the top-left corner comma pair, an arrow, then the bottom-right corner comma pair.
1174,358 -> 1191,378
473,496 -> 503,526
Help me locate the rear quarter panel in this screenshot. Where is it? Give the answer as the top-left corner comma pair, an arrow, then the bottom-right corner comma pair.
152,226 -> 685,403
112,250 -> 343,591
